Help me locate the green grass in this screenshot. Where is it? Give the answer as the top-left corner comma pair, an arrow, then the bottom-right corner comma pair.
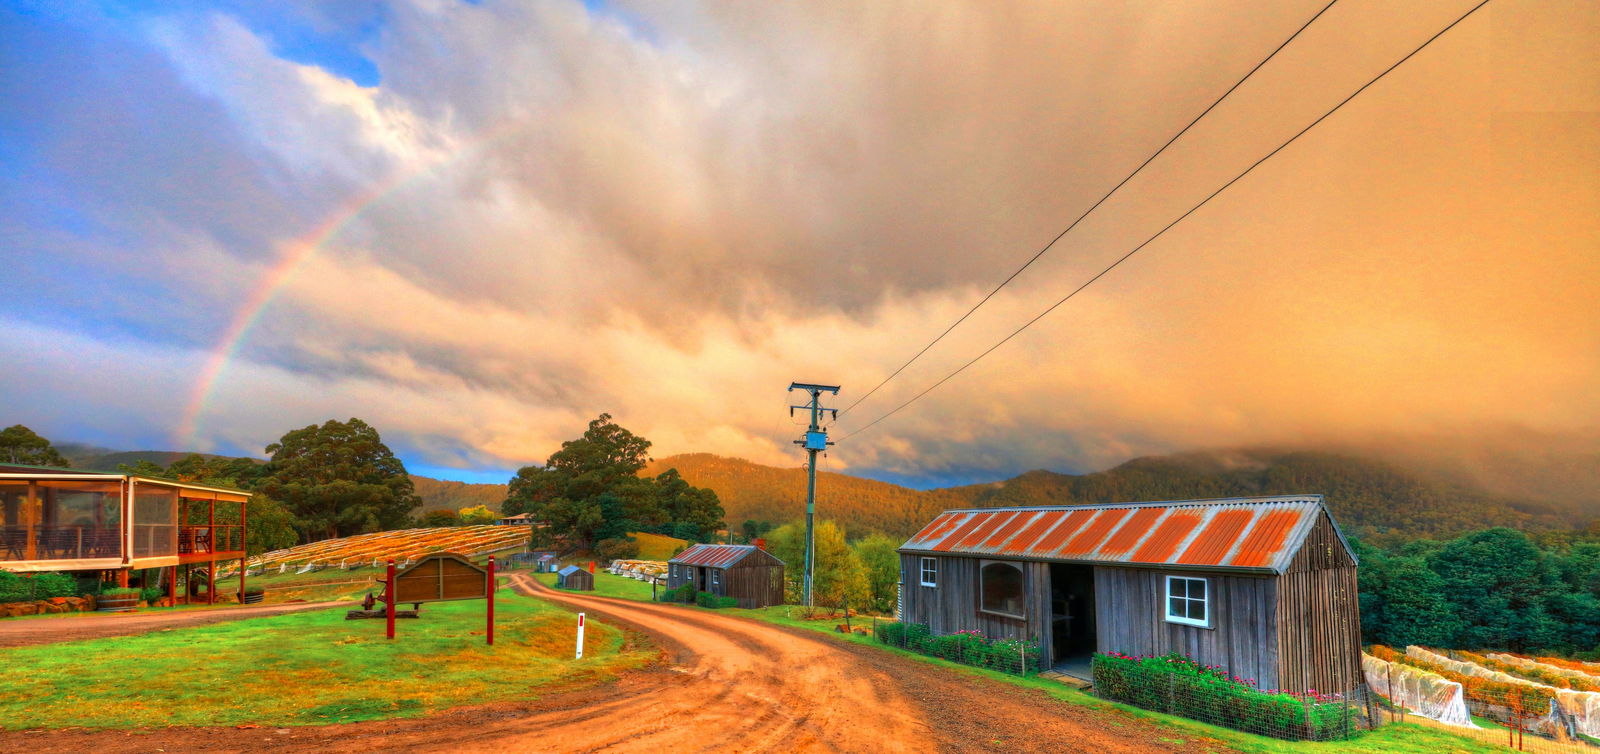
552,580 -> 1503,754
0,585 -> 651,729
628,532 -> 687,561
533,570 -> 658,601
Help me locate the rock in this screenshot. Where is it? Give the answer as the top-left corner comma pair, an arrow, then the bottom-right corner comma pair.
46,597 -> 70,605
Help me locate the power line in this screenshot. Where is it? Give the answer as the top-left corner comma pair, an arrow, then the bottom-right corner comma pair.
840,0 -> 1492,442
837,0 -> 1340,418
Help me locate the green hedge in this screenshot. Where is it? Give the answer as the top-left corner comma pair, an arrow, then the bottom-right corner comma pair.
1092,653 -> 1358,741
694,592 -> 739,609
653,584 -> 737,608
0,570 -> 79,603
873,621 -> 1040,675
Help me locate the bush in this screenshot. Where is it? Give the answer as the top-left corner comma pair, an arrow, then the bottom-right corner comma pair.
655,583 -> 696,603
595,537 -> 641,562
694,591 -> 739,609
873,621 -> 1039,675
140,586 -> 164,604
97,587 -> 141,598
1092,653 -> 1358,741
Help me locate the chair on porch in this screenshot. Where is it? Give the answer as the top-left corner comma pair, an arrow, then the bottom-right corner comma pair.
1,528 -> 24,560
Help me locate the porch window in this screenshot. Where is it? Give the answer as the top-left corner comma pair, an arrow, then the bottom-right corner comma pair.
1164,575 -> 1211,628
919,557 -> 937,587
979,560 -> 1025,618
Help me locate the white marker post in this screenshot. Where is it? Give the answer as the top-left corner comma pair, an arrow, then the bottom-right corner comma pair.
575,612 -> 586,659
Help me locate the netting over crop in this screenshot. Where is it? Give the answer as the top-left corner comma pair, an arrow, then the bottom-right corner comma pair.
1361,652 -> 1474,727
234,526 -> 531,575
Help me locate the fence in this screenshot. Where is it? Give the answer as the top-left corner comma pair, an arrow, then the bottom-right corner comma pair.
871,620 -> 1039,676
1092,654 -> 1383,742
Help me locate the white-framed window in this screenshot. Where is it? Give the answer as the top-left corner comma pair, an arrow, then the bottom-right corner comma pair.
979,560 -> 1025,618
1165,575 -> 1211,628
672,564 -> 680,578
919,557 -> 938,587
711,570 -> 720,586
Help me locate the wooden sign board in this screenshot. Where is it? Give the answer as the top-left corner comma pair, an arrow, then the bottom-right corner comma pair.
393,553 -> 488,603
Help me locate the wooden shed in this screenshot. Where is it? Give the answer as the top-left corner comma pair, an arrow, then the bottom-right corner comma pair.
557,564 -> 594,591
897,495 -> 1361,693
667,544 -> 785,609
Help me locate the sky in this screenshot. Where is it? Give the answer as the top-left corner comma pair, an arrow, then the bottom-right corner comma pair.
0,0 -> 1595,488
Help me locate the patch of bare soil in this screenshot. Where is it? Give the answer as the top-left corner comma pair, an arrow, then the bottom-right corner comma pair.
0,576 -> 1234,752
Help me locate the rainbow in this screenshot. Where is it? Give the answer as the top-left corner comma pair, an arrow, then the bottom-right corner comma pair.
175,123 -> 524,449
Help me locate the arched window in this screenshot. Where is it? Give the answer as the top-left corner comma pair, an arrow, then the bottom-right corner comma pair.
979,560 -> 1025,618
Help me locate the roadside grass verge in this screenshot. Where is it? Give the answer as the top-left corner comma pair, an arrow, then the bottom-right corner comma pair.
0,585 -> 650,729
545,573 -> 1501,754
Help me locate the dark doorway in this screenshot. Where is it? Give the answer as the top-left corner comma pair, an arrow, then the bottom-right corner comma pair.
1049,563 -> 1096,677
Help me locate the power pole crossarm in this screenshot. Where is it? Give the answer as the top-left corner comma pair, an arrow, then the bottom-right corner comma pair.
787,381 -> 840,609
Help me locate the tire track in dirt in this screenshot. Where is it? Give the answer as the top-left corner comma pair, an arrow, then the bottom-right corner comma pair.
0,601 -> 343,648
0,575 -> 1234,753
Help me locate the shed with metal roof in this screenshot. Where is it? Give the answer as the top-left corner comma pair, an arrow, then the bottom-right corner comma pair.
556,564 -> 594,591
897,495 -> 1360,693
667,544 -> 785,609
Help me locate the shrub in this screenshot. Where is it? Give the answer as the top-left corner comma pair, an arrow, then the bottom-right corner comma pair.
595,538 -> 641,562
655,583 -> 696,603
1092,653 -> 1357,741
694,591 -> 739,609
31,572 -> 78,599
97,587 -> 142,598
873,621 -> 1039,675
140,586 -> 164,604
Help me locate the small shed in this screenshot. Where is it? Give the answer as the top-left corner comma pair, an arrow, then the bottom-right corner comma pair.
557,564 -> 594,591
897,495 -> 1361,692
497,512 -> 536,526
667,544 -> 785,609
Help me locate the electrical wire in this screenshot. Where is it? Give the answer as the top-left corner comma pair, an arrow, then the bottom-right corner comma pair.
839,0 -> 1492,442
837,0 -> 1340,418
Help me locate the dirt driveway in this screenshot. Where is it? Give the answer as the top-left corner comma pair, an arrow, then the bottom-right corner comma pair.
1,576 -> 1232,753
0,601 -> 342,648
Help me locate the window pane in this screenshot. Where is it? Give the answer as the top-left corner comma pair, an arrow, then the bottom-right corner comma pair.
980,562 -> 1024,615
1189,579 -> 1206,600
1170,578 -> 1187,598
1169,597 -> 1185,618
1192,599 -> 1208,622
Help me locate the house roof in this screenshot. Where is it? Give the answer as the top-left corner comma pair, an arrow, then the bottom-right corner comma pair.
671,544 -> 773,568
498,513 -> 535,521
898,495 -> 1350,574
0,463 -> 253,497
557,565 -> 582,576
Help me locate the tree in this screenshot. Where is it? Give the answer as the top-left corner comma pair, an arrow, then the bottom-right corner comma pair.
502,414 -> 721,550
244,495 -> 300,555
852,534 -> 902,613
1428,528 -> 1556,651
421,509 -> 462,527
0,425 -> 69,467
117,459 -> 170,478
767,520 -> 866,610
256,418 -> 420,542
457,505 -> 496,525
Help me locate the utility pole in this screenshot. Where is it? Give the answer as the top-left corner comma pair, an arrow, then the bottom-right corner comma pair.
789,382 -> 839,607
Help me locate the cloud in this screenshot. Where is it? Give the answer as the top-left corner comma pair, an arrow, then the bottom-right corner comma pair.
1,0 -> 1596,483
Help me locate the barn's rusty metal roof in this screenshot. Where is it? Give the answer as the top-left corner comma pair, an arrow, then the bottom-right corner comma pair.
899,495 -> 1347,574
671,544 -> 764,568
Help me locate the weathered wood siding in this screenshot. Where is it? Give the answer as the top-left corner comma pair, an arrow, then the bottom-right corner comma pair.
1093,566 -> 1279,686
666,550 -> 786,608
898,554 -> 1050,661
1276,514 -> 1362,692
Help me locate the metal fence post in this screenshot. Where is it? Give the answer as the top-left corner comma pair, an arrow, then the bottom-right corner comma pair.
1020,643 -> 1026,676
1167,671 -> 1175,715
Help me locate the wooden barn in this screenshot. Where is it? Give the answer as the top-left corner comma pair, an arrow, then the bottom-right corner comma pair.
556,564 -> 594,591
897,495 -> 1362,693
667,544 -> 785,609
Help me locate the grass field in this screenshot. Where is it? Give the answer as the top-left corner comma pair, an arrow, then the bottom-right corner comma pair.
0,585 -> 651,729
629,532 -> 688,560
533,570 -> 657,601
547,576 -> 1500,754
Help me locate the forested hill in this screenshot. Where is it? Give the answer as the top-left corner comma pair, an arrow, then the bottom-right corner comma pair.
411,476 -> 508,514
647,449 -> 1589,542
640,454 -> 970,539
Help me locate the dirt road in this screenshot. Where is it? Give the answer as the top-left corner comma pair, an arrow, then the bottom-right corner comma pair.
2,576 -> 1231,752
0,601 -> 342,648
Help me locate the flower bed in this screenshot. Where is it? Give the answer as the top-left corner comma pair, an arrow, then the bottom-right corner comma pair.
872,621 -> 1039,676
1092,652 -> 1359,741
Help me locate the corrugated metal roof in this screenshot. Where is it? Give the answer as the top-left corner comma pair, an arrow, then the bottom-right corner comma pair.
671,544 -> 760,568
898,495 -> 1344,574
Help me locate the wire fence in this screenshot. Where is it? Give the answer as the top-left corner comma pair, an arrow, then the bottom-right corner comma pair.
871,620 -> 1040,676
1092,655 -> 1382,742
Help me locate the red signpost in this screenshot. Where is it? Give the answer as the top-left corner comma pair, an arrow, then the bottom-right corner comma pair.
386,559 -> 397,640
486,556 -> 496,646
